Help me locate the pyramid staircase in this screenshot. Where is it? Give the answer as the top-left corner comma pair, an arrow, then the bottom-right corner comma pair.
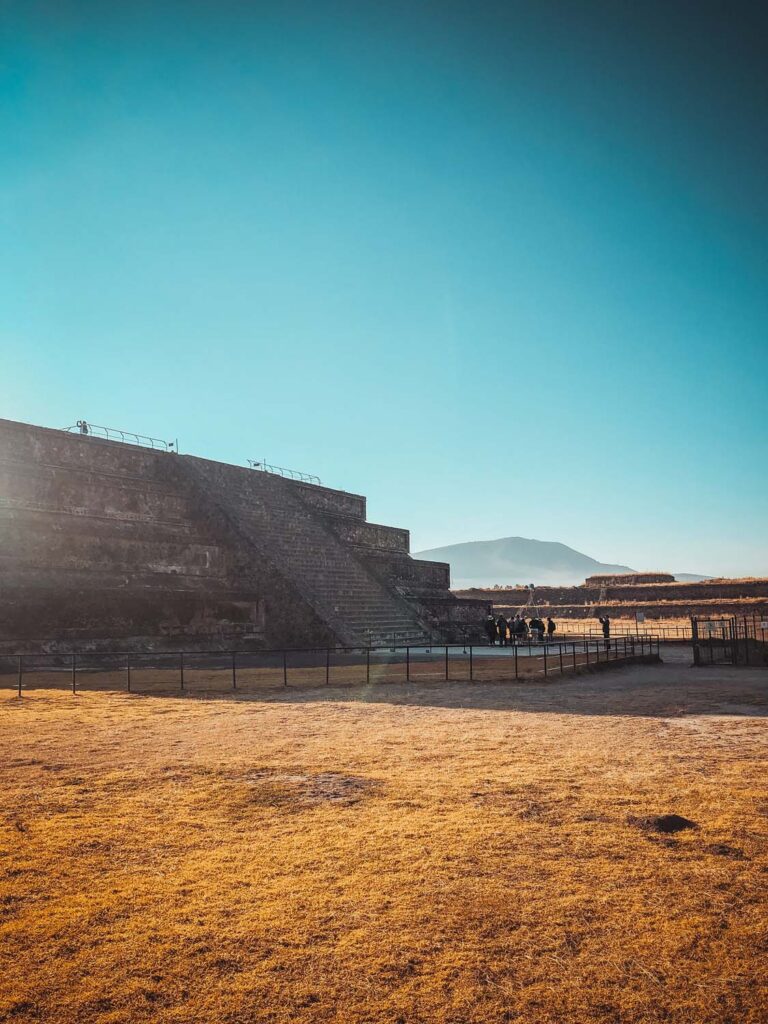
177,456 -> 431,647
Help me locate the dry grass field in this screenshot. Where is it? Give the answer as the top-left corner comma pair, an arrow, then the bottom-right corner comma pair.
2,651 -> 767,1023
554,617 -> 693,636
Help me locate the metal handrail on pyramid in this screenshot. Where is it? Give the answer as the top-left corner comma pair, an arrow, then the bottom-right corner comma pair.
63,421 -> 176,452
247,459 -> 321,485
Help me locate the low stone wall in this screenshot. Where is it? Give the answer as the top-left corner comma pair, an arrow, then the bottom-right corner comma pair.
457,579 -> 768,609
585,573 -> 674,586
490,601 -> 768,620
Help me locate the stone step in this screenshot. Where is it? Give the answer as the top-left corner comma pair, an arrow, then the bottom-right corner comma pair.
179,458 -> 427,645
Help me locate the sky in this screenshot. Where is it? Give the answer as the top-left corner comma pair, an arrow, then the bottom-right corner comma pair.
1,0 -> 766,576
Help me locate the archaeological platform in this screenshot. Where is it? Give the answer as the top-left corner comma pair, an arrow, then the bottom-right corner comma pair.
0,418 -> 482,652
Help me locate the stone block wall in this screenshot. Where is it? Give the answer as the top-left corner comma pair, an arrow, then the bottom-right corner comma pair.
0,419 -> 268,648
0,417 -> 475,650
323,516 -> 410,554
456,580 -> 768,623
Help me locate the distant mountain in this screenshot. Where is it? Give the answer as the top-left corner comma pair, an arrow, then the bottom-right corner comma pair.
413,536 -> 636,589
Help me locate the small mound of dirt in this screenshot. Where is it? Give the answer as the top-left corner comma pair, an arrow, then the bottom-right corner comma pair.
704,843 -> 745,859
627,813 -> 698,834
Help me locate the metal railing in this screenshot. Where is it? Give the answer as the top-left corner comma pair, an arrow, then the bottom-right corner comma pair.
560,624 -> 693,641
692,615 -> 768,667
503,622 -> 693,641
247,459 -> 320,485
454,622 -> 690,645
63,422 -> 176,452
1,636 -> 660,697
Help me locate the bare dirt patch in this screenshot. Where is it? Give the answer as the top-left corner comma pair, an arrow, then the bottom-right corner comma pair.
627,813 -> 698,833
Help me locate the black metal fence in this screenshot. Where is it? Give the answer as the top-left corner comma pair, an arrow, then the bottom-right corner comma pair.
692,615 -> 768,667
0,635 -> 660,697
441,622 -> 694,645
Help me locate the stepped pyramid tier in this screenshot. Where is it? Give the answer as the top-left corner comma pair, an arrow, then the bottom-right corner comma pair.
0,418 -> 484,652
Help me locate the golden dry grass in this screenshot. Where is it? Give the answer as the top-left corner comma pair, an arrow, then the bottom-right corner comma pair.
554,617 -> 692,636
1,655 -> 767,1023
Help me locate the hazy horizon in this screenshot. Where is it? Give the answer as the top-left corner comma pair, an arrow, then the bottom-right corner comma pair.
2,1 -> 766,577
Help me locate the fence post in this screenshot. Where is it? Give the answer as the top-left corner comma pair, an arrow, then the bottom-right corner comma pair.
72,653 -> 77,694
445,645 -> 449,681
17,655 -> 22,697
232,652 -> 237,689
585,640 -> 590,666
127,658 -> 131,692
572,642 -> 577,672
366,646 -> 370,684
326,648 -> 330,686
469,645 -> 473,682
514,643 -> 518,680
283,651 -> 288,687
180,652 -> 185,690
543,644 -> 548,678
559,643 -> 563,675
406,645 -> 410,682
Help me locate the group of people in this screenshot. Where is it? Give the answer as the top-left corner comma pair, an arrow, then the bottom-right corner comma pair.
483,612 -> 612,645
484,612 -> 556,645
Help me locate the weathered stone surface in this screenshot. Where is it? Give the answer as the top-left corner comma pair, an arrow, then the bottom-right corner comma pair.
0,418 -> 482,651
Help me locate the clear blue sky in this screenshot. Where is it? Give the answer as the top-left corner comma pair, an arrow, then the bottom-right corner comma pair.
2,1 -> 766,576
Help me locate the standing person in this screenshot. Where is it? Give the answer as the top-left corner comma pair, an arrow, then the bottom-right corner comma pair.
496,614 -> 509,647
599,615 -> 611,649
547,617 -> 556,641
485,613 -> 498,645
520,616 -> 529,641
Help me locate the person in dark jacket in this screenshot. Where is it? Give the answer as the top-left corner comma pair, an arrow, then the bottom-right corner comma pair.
547,617 -> 556,640
511,614 -> 522,644
485,613 -> 498,645
599,615 -> 611,649
496,614 -> 509,647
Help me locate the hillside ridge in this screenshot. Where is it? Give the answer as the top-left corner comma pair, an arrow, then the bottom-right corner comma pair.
413,535 -> 708,588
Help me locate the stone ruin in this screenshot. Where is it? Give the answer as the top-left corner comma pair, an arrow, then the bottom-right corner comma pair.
0,417 -> 484,652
